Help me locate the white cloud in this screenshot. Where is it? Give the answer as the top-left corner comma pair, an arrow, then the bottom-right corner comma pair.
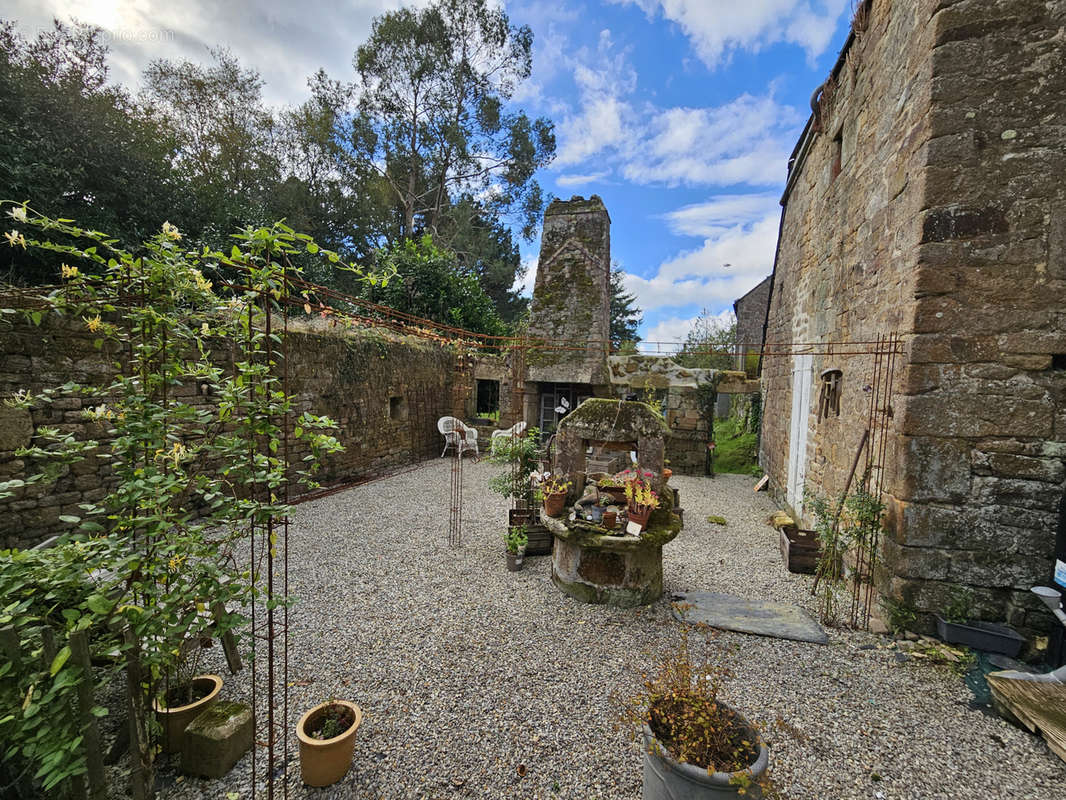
607,0 -> 851,67
623,96 -> 803,187
643,308 -> 735,344
9,0 -> 431,108
623,192 -> 779,312
512,254 -> 539,297
553,29 -> 638,167
555,171 -> 612,188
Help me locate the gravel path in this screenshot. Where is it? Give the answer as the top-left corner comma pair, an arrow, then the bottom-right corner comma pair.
158,460 -> 1065,800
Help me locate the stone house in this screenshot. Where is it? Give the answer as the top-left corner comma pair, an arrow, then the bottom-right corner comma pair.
760,0 -> 1066,633
733,275 -> 771,372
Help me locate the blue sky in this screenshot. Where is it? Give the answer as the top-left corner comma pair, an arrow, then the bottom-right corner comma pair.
11,0 -> 855,342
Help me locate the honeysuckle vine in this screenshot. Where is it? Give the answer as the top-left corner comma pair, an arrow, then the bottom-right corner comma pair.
0,201 -> 391,797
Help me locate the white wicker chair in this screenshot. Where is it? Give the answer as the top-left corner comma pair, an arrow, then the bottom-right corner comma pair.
490,420 -> 527,447
437,416 -> 478,458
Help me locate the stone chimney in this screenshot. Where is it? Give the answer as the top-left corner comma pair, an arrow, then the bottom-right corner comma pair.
526,195 -> 612,385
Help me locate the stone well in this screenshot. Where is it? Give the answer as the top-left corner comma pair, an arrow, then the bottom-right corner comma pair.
546,399 -> 681,606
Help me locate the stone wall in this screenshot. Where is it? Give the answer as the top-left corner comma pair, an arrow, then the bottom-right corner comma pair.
0,304 -> 466,550
733,275 -> 771,369
762,0 -> 1066,633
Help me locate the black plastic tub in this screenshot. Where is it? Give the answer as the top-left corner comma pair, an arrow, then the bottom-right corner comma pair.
935,616 -> 1025,657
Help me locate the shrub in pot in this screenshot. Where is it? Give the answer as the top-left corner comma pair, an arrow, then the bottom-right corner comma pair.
542,477 -> 571,518
505,526 -> 528,571
621,617 -> 772,798
296,700 -> 363,786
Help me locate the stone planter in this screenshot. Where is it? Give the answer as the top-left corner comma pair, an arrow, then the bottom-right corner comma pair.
154,674 -> 223,754
641,720 -> 769,799
296,700 -> 363,787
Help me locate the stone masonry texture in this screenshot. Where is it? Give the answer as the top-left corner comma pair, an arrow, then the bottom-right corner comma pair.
761,0 -> 1066,635
0,303 -> 469,549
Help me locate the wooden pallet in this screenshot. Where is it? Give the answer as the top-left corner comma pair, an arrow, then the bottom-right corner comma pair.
987,673 -> 1066,764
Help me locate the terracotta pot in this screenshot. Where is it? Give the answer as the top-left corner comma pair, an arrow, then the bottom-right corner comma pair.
602,511 -> 617,530
627,505 -> 653,530
153,674 -> 223,753
543,491 -> 567,517
662,468 -> 673,481
297,700 -> 363,787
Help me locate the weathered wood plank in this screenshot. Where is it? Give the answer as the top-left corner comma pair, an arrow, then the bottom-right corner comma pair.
988,674 -> 1066,764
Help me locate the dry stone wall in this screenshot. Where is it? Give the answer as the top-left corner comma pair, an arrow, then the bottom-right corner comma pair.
763,0 -> 1066,634
0,303 -> 466,549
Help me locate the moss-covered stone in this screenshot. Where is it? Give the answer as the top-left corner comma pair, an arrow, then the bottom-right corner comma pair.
557,399 -> 669,438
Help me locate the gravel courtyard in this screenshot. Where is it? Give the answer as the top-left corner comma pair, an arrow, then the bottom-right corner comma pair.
163,459 -> 1066,800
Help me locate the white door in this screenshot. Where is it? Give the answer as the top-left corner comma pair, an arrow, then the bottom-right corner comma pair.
786,354 -> 813,513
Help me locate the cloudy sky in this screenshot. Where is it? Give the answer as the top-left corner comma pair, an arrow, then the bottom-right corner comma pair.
7,0 -> 855,343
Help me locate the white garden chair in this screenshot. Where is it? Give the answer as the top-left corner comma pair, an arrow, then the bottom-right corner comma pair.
490,420 -> 527,448
437,416 -> 478,458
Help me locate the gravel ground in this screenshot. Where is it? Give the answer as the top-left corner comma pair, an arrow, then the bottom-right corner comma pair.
153,460 -> 1066,800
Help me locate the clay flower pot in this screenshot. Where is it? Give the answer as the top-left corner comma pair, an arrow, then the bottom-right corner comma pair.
662,468 -> 673,481
296,700 -> 363,787
602,510 -> 618,530
543,491 -> 567,517
627,505 -> 653,531
153,674 -> 223,753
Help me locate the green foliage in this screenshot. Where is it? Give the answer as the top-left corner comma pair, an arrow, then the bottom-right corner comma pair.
706,515 -> 728,526
879,596 -> 919,635
609,267 -> 642,347
487,426 -> 541,505
0,20 -> 186,284
505,525 -> 528,554
364,236 -> 507,336
943,586 -> 974,624
676,310 -> 737,371
0,203 -> 381,794
710,416 -> 759,475
807,477 -> 886,626
352,0 -> 554,241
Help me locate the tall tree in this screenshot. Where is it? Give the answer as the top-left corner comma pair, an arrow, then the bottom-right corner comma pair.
350,0 -> 555,240
609,267 -> 643,347
676,309 -> 737,370
0,19 -> 183,283
437,194 -> 528,322
142,49 -> 279,232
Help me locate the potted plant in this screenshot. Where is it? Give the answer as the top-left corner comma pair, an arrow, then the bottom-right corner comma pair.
598,476 -> 628,504
488,427 -> 541,511
625,478 -> 659,531
542,477 -> 571,518
934,587 -> 1025,656
602,504 -> 619,531
621,617 -> 770,798
663,460 -> 673,482
505,525 -> 528,571
153,644 -> 223,753
296,699 -> 363,786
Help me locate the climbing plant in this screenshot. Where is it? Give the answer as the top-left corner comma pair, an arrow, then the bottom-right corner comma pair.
0,202 -> 390,796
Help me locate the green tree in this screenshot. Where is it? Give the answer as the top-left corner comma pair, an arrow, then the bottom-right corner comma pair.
676,309 -> 737,370
609,267 -> 643,347
0,20 -> 184,284
142,48 -> 279,234
437,194 -> 528,322
362,236 -> 507,337
350,0 -> 555,240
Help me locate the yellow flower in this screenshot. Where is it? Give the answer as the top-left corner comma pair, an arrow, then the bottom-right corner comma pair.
190,268 -> 213,292
4,230 -> 26,248
162,221 -> 182,240
60,263 -> 79,279
201,322 -> 210,335
85,315 -> 102,332
8,206 -> 28,223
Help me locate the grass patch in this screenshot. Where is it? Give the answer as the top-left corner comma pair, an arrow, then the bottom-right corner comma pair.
706,515 -> 727,526
712,415 -> 760,475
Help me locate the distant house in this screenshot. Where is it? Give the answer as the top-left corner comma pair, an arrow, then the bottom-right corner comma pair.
760,0 -> 1066,634
733,275 -> 771,372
